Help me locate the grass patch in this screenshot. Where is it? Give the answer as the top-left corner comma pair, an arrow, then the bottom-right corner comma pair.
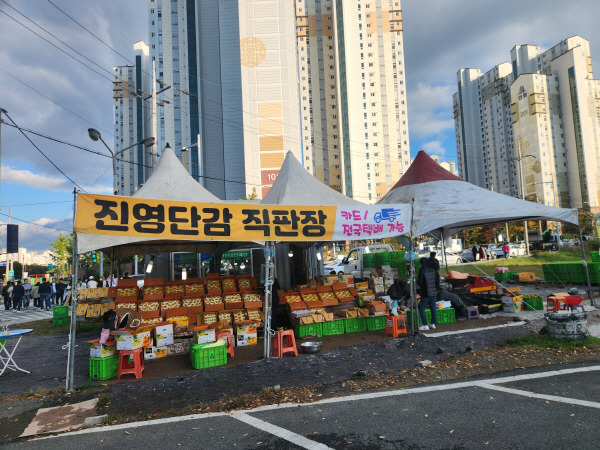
499,334 -> 600,350
9,319 -> 71,336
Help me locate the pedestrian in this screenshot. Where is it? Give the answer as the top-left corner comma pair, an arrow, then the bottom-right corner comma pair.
79,279 -> 87,289
2,281 -> 13,310
50,277 -> 57,305
12,280 -> 25,312
39,278 -> 52,311
56,278 -> 66,305
471,245 -> 478,262
23,278 -> 32,309
503,243 -> 510,259
478,245 -> 485,261
87,276 -> 98,289
31,282 -> 40,309
98,276 -> 106,288
417,256 -> 439,331
123,272 -> 131,279
485,246 -> 492,260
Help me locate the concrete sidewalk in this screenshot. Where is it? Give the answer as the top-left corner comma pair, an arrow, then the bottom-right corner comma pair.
0,306 -> 55,326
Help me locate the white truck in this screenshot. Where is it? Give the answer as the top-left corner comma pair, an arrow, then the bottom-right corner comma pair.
341,244 -> 395,280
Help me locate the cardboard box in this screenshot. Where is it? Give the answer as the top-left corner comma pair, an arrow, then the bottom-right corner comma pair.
154,322 -> 174,347
518,272 -> 536,282
155,346 -> 168,358
298,315 -> 314,325
193,327 -> 216,344
113,330 -> 144,351
355,281 -> 369,290
236,333 -> 258,347
321,274 -> 339,286
338,274 -> 355,287
88,339 -> 116,358
144,346 -> 158,360
322,312 -> 334,321
367,301 -> 387,315
357,307 -> 370,317
167,340 -> 189,356
235,321 -> 259,335
76,303 -> 88,321
336,309 -> 358,319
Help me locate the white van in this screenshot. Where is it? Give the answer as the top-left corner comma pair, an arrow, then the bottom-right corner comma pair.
341,244 -> 395,279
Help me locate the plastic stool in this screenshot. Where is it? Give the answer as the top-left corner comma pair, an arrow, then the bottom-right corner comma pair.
385,314 -> 408,338
569,304 -> 585,312
117,348 -> 145,379
547,297 -> 567,312
216,331 -> 235,358
466,306 -> 480,320
273,329 -> 298,358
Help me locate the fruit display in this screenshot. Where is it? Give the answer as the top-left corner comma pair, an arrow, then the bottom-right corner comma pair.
138,301 -> 160,312
116,301 -> 137,310
244,293 -> 261,302
182,297 -> 203,307
204,295 -> 223,305
165,284 -> 184,295
117,287 -> 138,298
144,285 -> 164,296
161,299 -> 181,310
224,293 -> 242,303
203,312 -> 217,325
302,293 -> 320,303
222,278 -> 236,290
186,282 -> 204,293
238,278 -> 252,290
247,309 -> 261,321
233,310 -> 247,322
207,279 -> 221,291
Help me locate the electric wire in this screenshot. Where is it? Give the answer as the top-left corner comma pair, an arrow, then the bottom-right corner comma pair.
1,110 -> 86,192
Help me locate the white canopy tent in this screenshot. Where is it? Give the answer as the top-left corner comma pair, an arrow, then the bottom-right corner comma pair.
77,146 -> 245,257
378,150 -> 579,238
261,151 -> 364,288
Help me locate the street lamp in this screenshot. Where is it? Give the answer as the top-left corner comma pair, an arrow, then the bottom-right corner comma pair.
512,153 -> 535,255
88,128 -> 155,195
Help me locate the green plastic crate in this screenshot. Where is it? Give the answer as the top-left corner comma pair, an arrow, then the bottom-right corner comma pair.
344,317 -> 367,333
363,253 -> 376,268
508,271 -> 518,280
190,342 -> 227,370
591,251 -> 599,262
89,354 -> 119,380
366,315 -> 387,331
53,305 -> 68,319
437,308 -> 456,324
405,309 -> 431,326
53,317 -> 69,326
494,272 -> 510,281
294,322 -> 323,338
523,295 -> 544,311
322,320 -> 345,335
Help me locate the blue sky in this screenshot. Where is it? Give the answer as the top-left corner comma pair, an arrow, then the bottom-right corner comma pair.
1,0 -> 599,251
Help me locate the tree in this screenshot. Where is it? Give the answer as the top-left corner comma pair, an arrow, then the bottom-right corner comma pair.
242,188 -> 259,200
49,233 -> 73,277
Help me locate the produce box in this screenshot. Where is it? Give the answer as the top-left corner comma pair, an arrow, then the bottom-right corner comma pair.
321,274 -> 339,286
182,296 -> 203,308
518,272 -> 535,282
113,326 -> 153,351
336,309 -> 358,319
338,274 -> 354,287
154,322 -> 174,347
221,277 -> 237,292
242,292 -> 263,309
88,339 -> 116,358
223,293 -> 243,310
235,321 -> 259,335
237,276 -> 257,291
204,295 -> 224,312
160,299 -> 182,311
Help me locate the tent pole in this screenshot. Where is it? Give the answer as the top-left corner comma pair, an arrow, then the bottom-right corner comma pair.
66,189 -> 79,392
263,241 -> 275,358
440,230 -> 449,273
409,199 -> 417,335
577,225 -> 595,306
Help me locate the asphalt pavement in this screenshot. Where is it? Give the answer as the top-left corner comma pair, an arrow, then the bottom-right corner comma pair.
6,363 -> 600,449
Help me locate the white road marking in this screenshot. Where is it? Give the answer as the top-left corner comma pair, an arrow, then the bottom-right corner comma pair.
477,383 -> 600,408
232,412 -> 333,450
33,365 -> 600,442
423,321 -> 527,337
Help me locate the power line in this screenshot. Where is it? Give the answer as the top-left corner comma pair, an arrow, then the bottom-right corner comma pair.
0,201 -> 71,208
1,110 -> 86,192
0,212 -> 71,233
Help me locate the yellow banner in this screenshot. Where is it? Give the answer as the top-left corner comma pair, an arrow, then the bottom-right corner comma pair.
75,194 -> 337,242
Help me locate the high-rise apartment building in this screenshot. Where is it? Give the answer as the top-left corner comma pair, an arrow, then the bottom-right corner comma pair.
114,0 -> 410,203
454,36 -> 600,213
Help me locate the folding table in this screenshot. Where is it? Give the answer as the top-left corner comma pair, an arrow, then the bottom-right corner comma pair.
0,328 -> 33,376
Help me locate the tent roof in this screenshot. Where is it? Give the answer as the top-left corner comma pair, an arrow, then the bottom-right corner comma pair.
77,146 -> 227,256
378,150 -> 579,237
261,151 -> 363,205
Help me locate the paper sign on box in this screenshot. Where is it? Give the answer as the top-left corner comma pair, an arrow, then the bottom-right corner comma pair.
236,333 -> 258,347
88,339 -> 116,358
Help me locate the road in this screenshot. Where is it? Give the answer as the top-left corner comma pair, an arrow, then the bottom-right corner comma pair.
8,363 -> 600,449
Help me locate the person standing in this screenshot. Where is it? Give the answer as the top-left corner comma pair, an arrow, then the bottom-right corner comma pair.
56,278 -> 66,305
12,280 -> 25,312
39,278 -> 52,311
471,245 -> 478,262
87,276 -> 98,289
503,243 -> 510,259
478,245 -> 485,261
23,278 -> 32,309
484,246 -> 492,260
2,281 -> 13,311
417,257 -> 439,331
50,278 -> 57,305
31,282 -> 40,309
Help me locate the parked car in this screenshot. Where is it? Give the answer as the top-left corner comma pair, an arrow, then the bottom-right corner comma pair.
419,250 -> 463,265
457,250 -> 475,263
323,260 -> 346,275
508,243 -> 527,256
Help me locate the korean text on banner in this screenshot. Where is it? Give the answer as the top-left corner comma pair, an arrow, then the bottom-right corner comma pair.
74,193 -> 410,242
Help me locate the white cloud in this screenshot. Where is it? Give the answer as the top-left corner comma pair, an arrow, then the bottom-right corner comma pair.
421,140 -> 447,156
12,217 -> 73,253
407,82 -> 455,138
1,166 -> 112,194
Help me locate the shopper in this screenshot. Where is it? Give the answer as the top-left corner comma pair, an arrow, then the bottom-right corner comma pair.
56,278 -> 66,305
87,276 -> 98,289
503,243 -> 510,259
471,245 -> 478,262
2,281 -> 13,310
39,278 -> 52,311
50,278 -> 57,305
12,280 -> 25,312
387,278 -> 410,308
31,282 -> 40,309
484,246 -> 492,260
478,245 -> 485,261
417,257 -> 439,331
23,278 -> 32,309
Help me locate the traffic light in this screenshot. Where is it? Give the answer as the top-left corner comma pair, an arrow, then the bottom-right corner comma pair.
92,253 -> 97,263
